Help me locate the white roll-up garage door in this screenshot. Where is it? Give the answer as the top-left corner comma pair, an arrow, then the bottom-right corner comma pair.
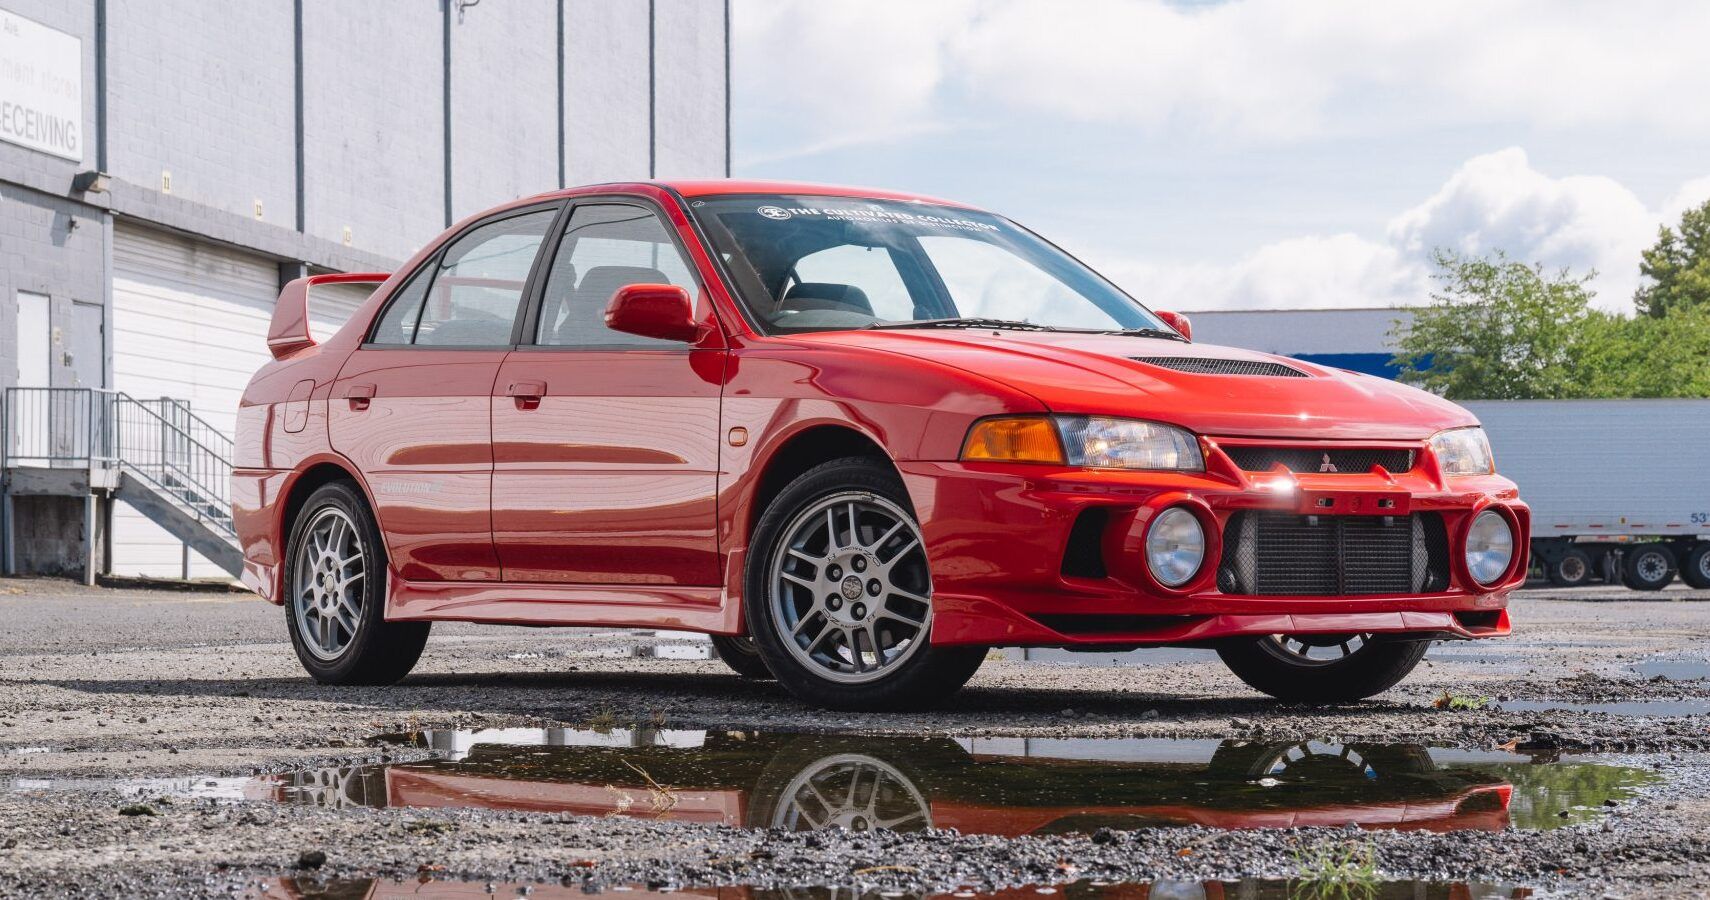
109,223 -> 371,578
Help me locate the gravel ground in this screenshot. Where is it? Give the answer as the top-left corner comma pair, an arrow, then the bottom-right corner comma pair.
1,576 -> 1709,898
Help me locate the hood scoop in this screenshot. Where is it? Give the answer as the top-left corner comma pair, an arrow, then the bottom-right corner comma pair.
1131,356 -> 1308,378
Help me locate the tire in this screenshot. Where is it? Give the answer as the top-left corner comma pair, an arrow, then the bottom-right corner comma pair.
711,634 -> 775,679
743,457 -> 985,711
1545,546 -> 1594,587
1621,544 -> 1677,591
1681,543 -> 1710,590
1217,634 -> 1429,703
284,481 -> 429,685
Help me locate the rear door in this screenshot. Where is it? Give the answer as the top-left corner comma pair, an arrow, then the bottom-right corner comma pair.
491,200 -> 725,585
330,205 -> 560,582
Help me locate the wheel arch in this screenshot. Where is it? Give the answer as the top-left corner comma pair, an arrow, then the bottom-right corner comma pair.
265,455 -> 381,603
745,422 -> 900,542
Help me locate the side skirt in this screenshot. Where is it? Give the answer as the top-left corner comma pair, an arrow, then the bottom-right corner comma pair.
387,578 -> 737,634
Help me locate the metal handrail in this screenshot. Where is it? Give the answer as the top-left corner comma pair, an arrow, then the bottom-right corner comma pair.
3,387 -> 235,536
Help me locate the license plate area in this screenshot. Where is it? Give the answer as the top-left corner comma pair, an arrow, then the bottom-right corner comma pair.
1295,489 -> 1411,516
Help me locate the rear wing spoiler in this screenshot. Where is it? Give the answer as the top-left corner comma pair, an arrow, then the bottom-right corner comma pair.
268,272 -> 391,359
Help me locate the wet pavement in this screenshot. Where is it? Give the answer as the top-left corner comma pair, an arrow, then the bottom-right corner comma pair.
246,878 -> 1541,899
3,578 -> 1710,898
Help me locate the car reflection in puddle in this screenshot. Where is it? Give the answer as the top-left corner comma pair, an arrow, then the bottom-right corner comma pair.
257,878 -> 1539,900
248,729 -> 1656,834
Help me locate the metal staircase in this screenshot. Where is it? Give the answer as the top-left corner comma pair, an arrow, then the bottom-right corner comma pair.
2,387 -> 242,580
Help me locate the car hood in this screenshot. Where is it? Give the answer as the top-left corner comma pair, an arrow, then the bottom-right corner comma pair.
801,330 -> 1475,440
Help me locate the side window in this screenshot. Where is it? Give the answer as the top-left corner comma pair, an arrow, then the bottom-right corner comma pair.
410,209 -> 556,347
368,268 -> 431,345
788,244 -> 914,321
535,204 -> 699,348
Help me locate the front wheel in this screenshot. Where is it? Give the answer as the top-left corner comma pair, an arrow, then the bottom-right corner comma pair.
285,481 -> 429,685
744,457 -> 984,711
1217,633 -> 1429,702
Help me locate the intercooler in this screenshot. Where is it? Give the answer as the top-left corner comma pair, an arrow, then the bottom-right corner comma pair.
1217,510 -> 1451,596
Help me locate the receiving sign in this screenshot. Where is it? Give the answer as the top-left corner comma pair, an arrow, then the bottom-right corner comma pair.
0,9 -> 82,162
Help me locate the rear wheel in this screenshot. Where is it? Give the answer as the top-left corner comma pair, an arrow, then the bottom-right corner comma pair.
1620,543 -> 1676,591
1545,546 -> 1594,587
1680,543 -> 1710,590
744,457 -> 985,711
711,634 -> 775,679
285,481 -> 429,685
1217,633 -> 1429,703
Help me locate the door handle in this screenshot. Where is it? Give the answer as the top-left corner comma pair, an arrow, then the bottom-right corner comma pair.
506,380 -> 546,410
345,383 -> 376,411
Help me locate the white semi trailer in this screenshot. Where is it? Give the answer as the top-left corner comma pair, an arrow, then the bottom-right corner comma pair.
1463,399 -> 1710,591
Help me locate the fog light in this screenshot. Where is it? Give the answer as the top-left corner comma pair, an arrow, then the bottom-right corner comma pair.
1465,510 -> 1514,585
1146,507 -> 1205,588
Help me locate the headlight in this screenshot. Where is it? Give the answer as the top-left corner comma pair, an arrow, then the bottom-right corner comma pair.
961,416 -> 1204,471
1429,426 -> 1493,476
1465,510 -> 1514,585
1146,506 -> 1206,587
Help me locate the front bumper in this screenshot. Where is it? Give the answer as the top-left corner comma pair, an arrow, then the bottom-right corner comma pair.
899,439 -> 1527,648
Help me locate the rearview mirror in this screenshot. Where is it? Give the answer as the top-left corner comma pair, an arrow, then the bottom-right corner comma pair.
605,283 -> 700,343
269,272 -> 390,359
1155,310 -> 1193,341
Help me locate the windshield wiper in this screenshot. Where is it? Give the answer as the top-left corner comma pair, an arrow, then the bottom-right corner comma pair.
867,317 -> 1066,332
1099,327 -> 1190,342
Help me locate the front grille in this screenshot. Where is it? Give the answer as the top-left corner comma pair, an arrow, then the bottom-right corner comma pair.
1223,446 -> 1416,474
1217,511 -> 1451,596
1131,357 -> 1307,378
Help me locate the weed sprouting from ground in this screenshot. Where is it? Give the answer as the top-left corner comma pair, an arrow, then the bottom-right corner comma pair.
620,759 -> 680,813
1432,690 -> 1491,711
583,706 -> 619,733
1291,839 -> 1380,900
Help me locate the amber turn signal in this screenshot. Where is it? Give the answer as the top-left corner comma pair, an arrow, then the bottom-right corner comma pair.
960,417 -> 1066,464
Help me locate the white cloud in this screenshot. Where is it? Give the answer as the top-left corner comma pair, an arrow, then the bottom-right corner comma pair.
1106,149 -> 1704,313
733,0 -> 976,162
738,0 -> 1710,148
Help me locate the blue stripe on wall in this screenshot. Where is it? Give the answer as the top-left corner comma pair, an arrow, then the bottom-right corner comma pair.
1290,352 -> 1422,379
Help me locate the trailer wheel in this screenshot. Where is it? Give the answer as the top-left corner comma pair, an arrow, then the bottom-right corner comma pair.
1682,543 -> 1710,590
1620,544 -> 1677,591
1545,547 -> 1594,588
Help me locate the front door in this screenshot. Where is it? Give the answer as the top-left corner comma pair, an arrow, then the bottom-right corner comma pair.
330,205 -> 559,582
492,201 -> 725,585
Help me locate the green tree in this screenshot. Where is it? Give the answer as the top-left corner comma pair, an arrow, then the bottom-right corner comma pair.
1391,250 -> 1601,400
1576,305 -> 1710,397
1635,198 -> 1710,318
1393,249 -> 1710,400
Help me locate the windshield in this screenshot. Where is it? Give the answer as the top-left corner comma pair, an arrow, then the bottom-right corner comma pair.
688,194 -> 1168,334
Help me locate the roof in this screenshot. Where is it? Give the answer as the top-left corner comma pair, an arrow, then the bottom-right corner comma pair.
524,179 -> 979,210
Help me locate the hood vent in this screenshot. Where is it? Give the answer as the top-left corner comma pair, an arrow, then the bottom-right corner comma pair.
1131,356 -> 1308,378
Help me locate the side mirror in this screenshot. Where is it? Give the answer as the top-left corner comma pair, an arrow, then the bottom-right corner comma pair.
269,272 -> 390,359
1155,310 -> 1192,341
605,283 -> 700,343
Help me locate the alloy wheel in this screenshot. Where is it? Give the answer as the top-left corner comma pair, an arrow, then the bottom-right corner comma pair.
1262,633 -> 1370,666
769,492 -> 932,684
292,507 -> 366,661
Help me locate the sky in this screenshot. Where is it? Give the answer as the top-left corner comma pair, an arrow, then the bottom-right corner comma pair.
730,0 -> 1710,313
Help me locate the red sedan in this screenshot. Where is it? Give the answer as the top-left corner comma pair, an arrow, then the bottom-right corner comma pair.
233,180 -> 1527,710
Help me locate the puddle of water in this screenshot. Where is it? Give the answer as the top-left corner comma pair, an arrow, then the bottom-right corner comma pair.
251,878 -> 1538,900
1498,698 -> 1710,716
1631,656 -> 1710,681
245,729 -> 1652,834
